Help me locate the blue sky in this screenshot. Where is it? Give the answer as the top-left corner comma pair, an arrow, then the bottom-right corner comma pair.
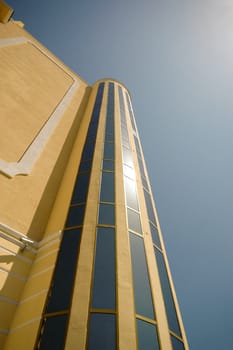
8,1 -> 233,348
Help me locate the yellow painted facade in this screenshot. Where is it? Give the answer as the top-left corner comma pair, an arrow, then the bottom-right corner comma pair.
0,6 -> 189,350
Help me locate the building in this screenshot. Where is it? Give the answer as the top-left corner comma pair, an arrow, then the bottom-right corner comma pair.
0,3 -> 189,349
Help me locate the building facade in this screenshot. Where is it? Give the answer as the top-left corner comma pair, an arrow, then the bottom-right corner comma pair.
0,5 -> 189,350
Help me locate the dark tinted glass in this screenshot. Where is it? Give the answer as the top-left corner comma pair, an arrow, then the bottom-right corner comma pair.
66,205 -> 85,227
127,208 -> 142,233
103,142 -> 114,160
82,142 -> 94,161
92,227 -> 115,309
71,172 -> 90,204
103,159 -> 114,171
100,172 -> 115,202
88,313 -> 116,350
47,229 -> 81,312
124,177 -> 139,210
155,248 -> 181,336
98,203 -> 115,225
123,147 -> 133,167
171,335 -> 185,350
38,314 -> 68,350
150,223 -> 161,248
129,233 -> 155,319
137,319 -> 160,350
144,189 -> 156,224
142,176 -> 149,191
79,160 -> 92,172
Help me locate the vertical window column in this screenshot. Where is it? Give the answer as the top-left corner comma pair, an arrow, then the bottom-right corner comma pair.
88,82 -> 117,350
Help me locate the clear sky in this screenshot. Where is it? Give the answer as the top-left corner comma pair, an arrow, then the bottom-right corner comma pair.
7,0 -> 233,349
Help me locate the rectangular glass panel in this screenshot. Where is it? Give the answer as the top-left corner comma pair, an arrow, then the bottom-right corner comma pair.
127,208 -> 142,234
100,171 -> 115,202
66,205 -> 85,227
92,227 -> 115,309
102,159 -> 114,171
124,176 -> 139,211
88,313 -> 116,350
47,229 -> 81,312
123,147 -> 133,167
81,142 -> 94,161
129,233 -> 155,319
144,189 -> 156,224
155,248 -> 181,336
150,223 -> 161,248
103,142 -> 114,160
71,172 -> 90,204
38,314 -> 68,350
137,319 -> 160,350
98,203 -> 115,225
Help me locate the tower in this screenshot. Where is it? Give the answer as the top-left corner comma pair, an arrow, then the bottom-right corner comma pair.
0,9 -> 189,350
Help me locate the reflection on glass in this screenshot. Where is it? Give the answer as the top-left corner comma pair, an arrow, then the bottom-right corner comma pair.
155,248 -> 181,336
66,205 -> 85,227
123,147 -> 133,167
137,319 -> 160,350
88,313 -> 116,350
124,177 -> 139,211
98,203 -> 115,225
127,208 -> 142,233
92,227 -> 115,309
39,314 -> 68,349
100,172 -> 115,202
123,164 -> 135,180
129,233 -> 155,319
171,335 -> 185,350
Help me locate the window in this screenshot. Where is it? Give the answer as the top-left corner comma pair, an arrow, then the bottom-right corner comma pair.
38,314 -> 68,350
98,203 -> 115,225
137,319 -> 160,350
100,172 -> 115,202
92,227 -> 116,309
127,208 -> 142,233
66,205 -> 85,227
88,313 -> 116,350
130,233 -> 155,319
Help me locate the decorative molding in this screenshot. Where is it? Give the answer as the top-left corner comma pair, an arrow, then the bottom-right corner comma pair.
0,37 -> 79,177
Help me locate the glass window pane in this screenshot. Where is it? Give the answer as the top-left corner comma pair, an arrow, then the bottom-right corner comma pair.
137,319 -> 160,350
103,159 -> 114,171
129,233 -> 155,319
47,229 -> 81,312
127,208 -> 142,234
92,227 -> 115,309
71,172 -> 90,204
150,223 -> 161,248
79,160 -> 92,172
138,156 -> 146,179
38,314 -> 68,349
155,248 -> 181,336
100,172 -> 115,202
144,189 -> 156,224
88,313 -> 116,350
104,142 -> 114,160
134,135 -> 142,158
123,147 -> 133,167
124,177 -> 139,210
126,93 -> 137,132
66,205 -> 85,227
98,203 -> 115,225
171,335 -> 185,350
123,165 -> 135,180
82,142 -> 94,161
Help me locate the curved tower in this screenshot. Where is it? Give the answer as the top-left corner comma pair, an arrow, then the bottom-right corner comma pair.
0,16 -> 188,350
